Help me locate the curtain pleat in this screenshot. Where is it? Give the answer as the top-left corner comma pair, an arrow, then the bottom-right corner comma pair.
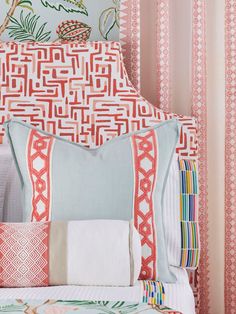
225,1 -> 236,313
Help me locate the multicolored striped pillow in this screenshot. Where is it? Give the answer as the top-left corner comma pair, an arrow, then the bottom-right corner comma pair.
163,156 -> 199,269
179,159 -> 199,267
0,220 -> 141,287
5,118 -> 179,283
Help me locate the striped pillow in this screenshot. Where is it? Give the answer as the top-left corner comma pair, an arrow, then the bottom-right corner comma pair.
179,159 -> 199,267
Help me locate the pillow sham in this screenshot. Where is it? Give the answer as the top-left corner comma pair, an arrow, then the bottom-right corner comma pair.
0,220 -> 141,287
0,145 -> 199,270
5,118 -> 179,283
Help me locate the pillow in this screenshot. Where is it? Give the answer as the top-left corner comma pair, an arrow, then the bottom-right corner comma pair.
0,145 -> 12,221
3,160 -> 23,222
0,145 -> 199,270
163,157 -> 199,269
0,145 -> 23,222
5,118 -> 179,283
0,220 -> 141,287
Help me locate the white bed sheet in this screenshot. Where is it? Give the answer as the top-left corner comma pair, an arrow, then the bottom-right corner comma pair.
0,267 -> 195,314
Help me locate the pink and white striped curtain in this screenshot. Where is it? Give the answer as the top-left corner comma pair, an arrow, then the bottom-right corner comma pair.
141,0 -> 235,313
153,1 -> 209,312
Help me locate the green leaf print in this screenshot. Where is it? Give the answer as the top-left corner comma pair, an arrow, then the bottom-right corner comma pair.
57,300 -> 141,314
17,0 -> 34,12
99,0 -> 120,40
7,10 -> 51,42
40,0 -> 88,15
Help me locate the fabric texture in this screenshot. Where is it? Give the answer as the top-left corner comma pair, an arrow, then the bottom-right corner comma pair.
5,118 -> 179,283
0,301 -> 182,314
3,156 -> 23,222
0,267 -> 195,314
163,154 -> 181,266
0,222 -> 50,288
0,146 -> 199,271
0,220 -> 141,287
142,1 -> 208,311
0,145 -> 12,221
225,0 -> 236,312
0,40 -> 199,271
191,2 -> 208,312
0,1 -> 141,89
0,1 -> 120,42
179,160 -> 199,268
142,281 -> 165,305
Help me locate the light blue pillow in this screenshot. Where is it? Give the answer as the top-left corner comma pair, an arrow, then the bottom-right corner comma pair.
5,119 -> 179,283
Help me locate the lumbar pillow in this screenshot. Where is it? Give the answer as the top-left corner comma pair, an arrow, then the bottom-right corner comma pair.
0,220 -> 141,287
5,118 -> 179,283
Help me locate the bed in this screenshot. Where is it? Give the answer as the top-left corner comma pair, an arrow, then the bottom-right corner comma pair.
0,267 -> 194,314
0,41 -> 198,314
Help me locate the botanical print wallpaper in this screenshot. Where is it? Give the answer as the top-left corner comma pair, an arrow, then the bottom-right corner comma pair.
0,0 -> 120,42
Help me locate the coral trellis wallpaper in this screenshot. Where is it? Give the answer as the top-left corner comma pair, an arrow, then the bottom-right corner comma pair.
0,0 -> 120,42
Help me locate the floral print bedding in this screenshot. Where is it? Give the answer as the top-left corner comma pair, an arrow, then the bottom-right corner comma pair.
0,300 -> 182,314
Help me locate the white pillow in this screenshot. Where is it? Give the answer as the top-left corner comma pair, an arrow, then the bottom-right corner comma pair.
66,220 -> 141,286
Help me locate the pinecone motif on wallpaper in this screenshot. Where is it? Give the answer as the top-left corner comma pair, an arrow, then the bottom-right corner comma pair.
56,20 -> 91,42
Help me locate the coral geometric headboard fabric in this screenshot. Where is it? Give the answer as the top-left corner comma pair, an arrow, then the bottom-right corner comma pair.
0,0 -> 140,89
0,41 -> 196,155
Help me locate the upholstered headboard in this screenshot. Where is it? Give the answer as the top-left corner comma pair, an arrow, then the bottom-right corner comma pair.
0,41 -> 196,153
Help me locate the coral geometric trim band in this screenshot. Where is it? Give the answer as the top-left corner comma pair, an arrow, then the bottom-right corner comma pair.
131,130 -> 158,280
225,0 -> 236,312
156,0 -> 170,111
191,1 -> 209,313
27,130 -> 54,222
